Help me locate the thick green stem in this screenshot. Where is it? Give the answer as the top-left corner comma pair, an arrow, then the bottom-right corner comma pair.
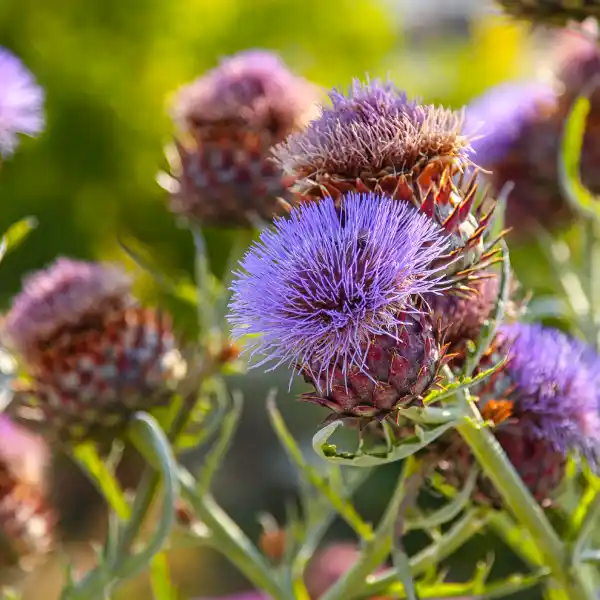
456,392 -> 592,599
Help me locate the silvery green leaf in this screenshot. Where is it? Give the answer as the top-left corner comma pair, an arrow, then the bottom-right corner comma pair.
312,419 -> 457,467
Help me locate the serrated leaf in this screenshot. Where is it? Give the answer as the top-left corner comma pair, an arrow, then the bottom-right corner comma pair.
312,419 -> 457,467
0,216 -> 37,263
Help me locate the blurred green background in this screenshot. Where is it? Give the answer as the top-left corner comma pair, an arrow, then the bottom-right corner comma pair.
0,0 -> 549,598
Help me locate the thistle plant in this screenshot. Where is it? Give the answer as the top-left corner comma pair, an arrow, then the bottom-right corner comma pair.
2,34 -> 600,600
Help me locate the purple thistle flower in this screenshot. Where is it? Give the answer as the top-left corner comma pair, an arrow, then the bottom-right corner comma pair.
0,48 -> 44,157
229,192 -> 453,419
230,191 -> 450,382
465,81 -> 556,167
275,77 -> 470,186
464,80 -> 569,235
491,323 -> 600,463
273,78 -> 496,286
440,323 -> 600,506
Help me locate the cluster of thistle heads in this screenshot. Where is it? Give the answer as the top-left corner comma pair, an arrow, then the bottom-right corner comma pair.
2,0 -> 600,592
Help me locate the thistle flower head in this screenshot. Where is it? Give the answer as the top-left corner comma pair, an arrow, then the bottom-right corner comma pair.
0,48 -> 44,157
495,0 -> 600,26
173,49 -> 319,144
167,49 -> 319,227
275,78 -> 470,188
465,81 -> 556,167
229,191 -> 451,390
464,81 -> 567,234
2,259 -> 186,444
490,323 -> 600,462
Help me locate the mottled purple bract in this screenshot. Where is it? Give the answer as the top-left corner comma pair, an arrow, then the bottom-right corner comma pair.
274,77 -> 469,181
464,81 -> 556,167
2,258 -> 132,358
497,323 -> 600,463
0,48 -> 44,157
228,192 -> 451,389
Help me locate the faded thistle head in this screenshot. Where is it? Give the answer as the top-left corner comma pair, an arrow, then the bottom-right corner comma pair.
167,49 -> 320,227
442,323 -> 600,506
274,77 -> 499,282
2,258 -> 186,444
0,47 -> 44,157
228,191 -> 453,421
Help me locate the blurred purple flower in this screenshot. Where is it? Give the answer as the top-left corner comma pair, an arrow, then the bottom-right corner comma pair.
173,49 -> 319,141
464,80 -> 556,166
2,258 -> 186,444
2,258 -> 133,361
168,49 -> 319,227
0,48 -> 44,157
229,191 -> 450,387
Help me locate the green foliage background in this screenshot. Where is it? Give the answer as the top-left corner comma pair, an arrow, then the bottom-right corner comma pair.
0,1 -> 545,598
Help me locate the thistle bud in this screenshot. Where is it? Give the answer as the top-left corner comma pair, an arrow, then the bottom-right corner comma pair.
229,192 -> 452,423
0,47 -> 44,157
2,258 -> 186,444
168,50 -> 320,227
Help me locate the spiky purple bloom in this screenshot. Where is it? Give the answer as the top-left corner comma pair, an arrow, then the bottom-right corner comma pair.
274,78 -> 497,284
230,192 -> 450,381
490,323 -> 600,462
1,258 -> 186,444
229,192 -> 453,418
0,48 -> 44,157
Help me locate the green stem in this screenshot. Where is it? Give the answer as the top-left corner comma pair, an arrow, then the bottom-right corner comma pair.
72,444 -> 131,520
364,509 -> 487,596
455,391 -> 592,599
320,457 -> 422,600
573,491 -> 600,562
179,468 -> 289,600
